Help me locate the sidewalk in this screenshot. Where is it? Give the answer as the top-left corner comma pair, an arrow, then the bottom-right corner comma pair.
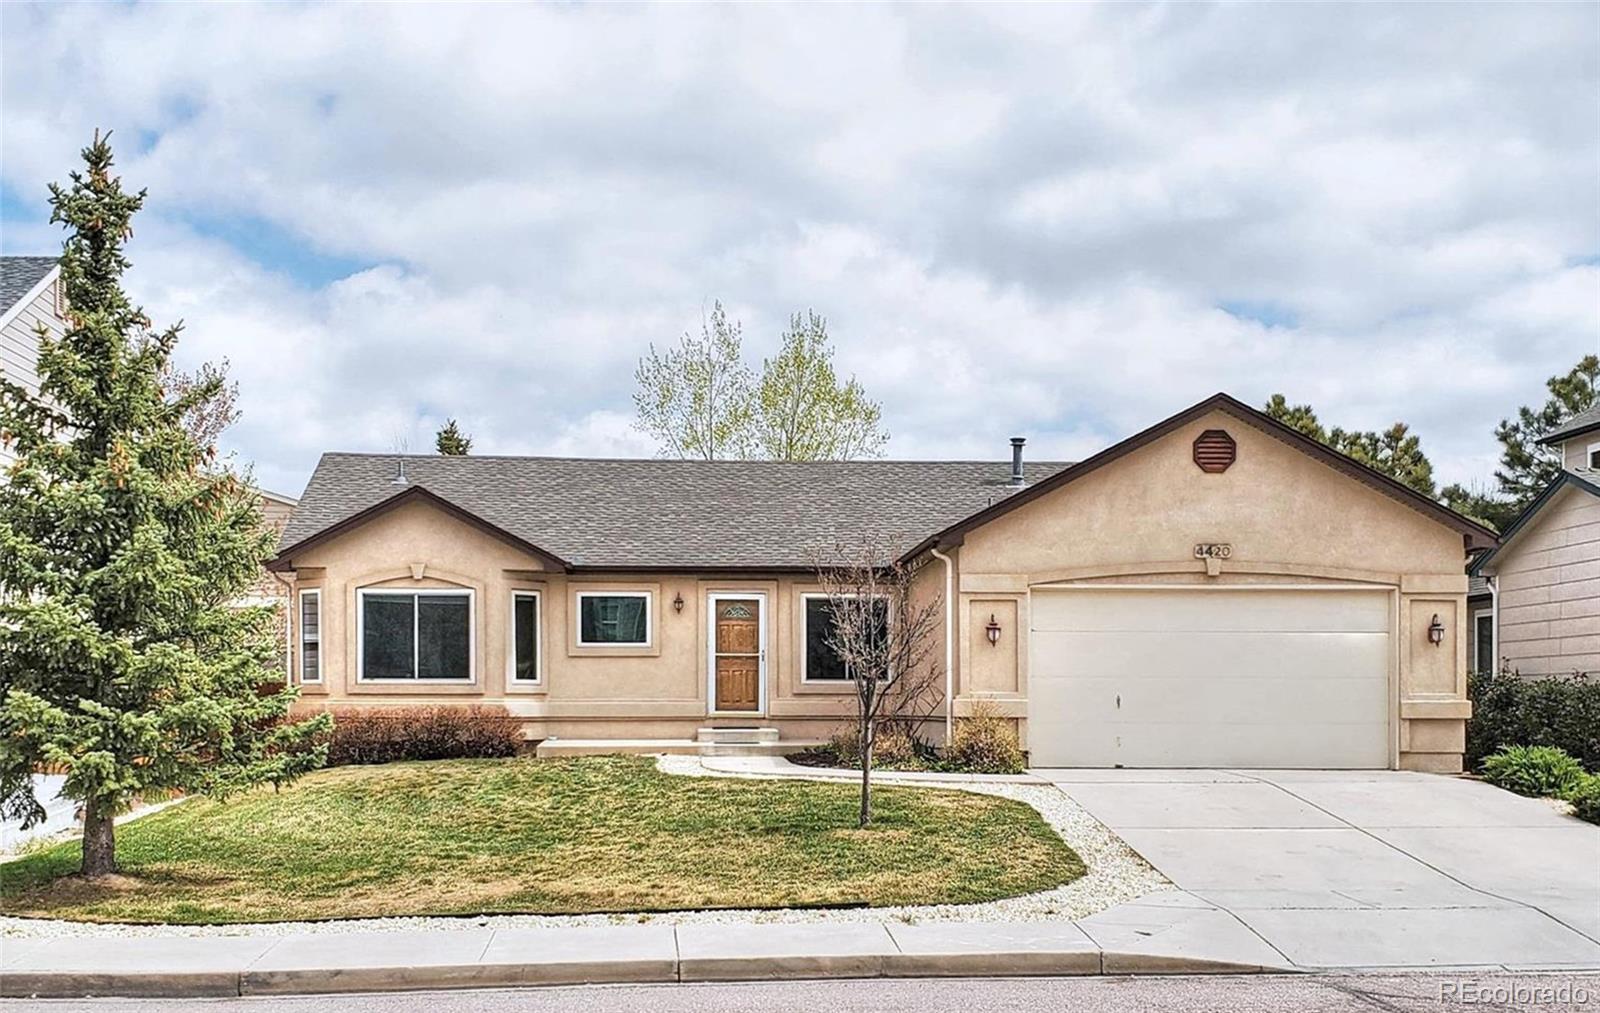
1,892 -> 1291,998
9,761 -> 1594,997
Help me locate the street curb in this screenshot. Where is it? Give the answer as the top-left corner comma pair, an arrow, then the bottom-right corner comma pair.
239,957 -> 680,995
0,951 -> 1289,998
2,970 -> 242,999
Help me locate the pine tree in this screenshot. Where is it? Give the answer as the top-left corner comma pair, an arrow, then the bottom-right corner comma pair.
1493,355 -> 1599,508
435,418 -> 472,456
0,133 -> 329,878
1263,395 -> 1436,496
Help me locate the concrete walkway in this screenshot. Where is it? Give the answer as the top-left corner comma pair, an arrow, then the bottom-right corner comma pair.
0,896 -> 1291,999
1037,768 -> 1600,971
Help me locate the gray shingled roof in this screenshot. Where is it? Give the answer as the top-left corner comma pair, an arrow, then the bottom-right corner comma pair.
279,453 -> 1072,569
0,256 -> 59,314
1540,402 -> 1600,445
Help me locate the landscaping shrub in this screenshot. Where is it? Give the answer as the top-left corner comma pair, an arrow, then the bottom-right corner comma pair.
1480,745 -> 1587,799
324,706 -> 523,766
1566,774 -> 1600,825
1467,670 -> 1600,771
828,722 -> 919,768
948,700 -> 1025,774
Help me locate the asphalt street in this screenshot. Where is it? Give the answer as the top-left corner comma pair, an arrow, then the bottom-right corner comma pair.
6,974 -> 1599,1013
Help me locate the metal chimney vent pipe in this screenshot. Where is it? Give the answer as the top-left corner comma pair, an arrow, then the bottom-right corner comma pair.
1009,437 -> 1026,486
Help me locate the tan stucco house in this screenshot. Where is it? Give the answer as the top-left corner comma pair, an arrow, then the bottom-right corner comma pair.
1471,405 -> 1600,679
270,393 -> 1497,772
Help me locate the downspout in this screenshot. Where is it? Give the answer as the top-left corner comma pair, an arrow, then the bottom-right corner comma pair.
930,545 -> 955,744
1487,574 -> 1499,675
271,569 -> 296,679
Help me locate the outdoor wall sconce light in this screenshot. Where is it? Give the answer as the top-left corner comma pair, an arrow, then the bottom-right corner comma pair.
1427,613 -> 1445,646
673,592 -> 685,614
985,613 -> 1002,646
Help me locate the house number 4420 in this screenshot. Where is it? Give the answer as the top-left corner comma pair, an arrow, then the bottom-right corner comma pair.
1194,543 -> 1233,559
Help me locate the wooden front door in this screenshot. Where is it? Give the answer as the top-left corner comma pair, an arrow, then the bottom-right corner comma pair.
712,596 -> 762,713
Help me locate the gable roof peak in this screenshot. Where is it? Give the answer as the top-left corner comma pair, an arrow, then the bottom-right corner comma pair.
904,390 -> 1498,559
1471,470 -> 1600,575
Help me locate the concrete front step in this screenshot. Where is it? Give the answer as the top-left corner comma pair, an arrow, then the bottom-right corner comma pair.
534,738 -> 825,759
700,740 -> 826,757
695,726 -> 780,745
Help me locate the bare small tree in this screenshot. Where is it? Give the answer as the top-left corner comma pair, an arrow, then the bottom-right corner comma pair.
162,358 -> 241,452
811,536 -> 944,827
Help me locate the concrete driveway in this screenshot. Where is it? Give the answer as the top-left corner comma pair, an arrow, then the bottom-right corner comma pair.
1039,768 -> 1600,970
0,774 -> 75,853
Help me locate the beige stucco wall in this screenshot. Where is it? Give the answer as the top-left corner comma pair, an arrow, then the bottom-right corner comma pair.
285,497 -> 863,741
947,409 -> 1473,771
1485,483 -> 1600,677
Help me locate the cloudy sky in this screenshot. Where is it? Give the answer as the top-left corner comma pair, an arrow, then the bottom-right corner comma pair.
1,3 -> 1595,497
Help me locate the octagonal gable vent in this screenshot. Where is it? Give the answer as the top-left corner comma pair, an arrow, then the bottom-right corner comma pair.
1193,429 -> 1237,473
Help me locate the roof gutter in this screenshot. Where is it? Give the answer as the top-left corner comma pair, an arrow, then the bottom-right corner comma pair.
270,568 -> 296,676
1535,422 -> 1600,447
1488,574 -> 1500,677
930,544 -> 955,744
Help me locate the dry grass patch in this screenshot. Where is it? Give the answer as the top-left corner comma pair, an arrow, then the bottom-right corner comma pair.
0,756 -> 1083,924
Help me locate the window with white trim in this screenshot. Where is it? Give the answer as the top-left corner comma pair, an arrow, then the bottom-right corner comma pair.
1473,609 -> 1495,675
510,591 -> 541,683
1588,441 -> 1600,470
802,594 -> 889,682
358,589 -> 473,681
577,592 -> 651,646
298,589 -> 321,684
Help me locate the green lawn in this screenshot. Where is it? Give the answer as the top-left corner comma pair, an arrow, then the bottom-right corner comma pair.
0,756 -> 1084,924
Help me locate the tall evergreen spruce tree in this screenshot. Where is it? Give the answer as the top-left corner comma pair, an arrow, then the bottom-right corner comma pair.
0,133 -> 329,877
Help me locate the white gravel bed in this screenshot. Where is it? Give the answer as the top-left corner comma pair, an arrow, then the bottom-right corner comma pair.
1,756 -> 1166,940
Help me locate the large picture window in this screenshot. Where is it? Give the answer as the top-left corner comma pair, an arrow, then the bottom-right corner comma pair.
577,592 -> 651,646
358,589 -> 473,681
298,589 -> 321,684
511,591 -> 541,683
802,594 -> 889,682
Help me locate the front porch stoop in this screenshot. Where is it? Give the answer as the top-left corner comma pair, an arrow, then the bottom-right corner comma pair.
534,730 -> 824,759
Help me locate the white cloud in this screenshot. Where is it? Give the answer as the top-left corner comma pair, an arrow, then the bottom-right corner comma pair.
1,2 -> 1595,498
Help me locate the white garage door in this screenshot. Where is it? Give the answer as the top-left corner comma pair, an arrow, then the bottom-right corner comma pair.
1028,587 -> 1391,768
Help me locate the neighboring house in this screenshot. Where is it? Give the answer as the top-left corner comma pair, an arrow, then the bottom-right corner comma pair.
270,393 -> 1496,772
3,257 -> 300,669
1470,407 -> 1600,678
0,256 -> 67,470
